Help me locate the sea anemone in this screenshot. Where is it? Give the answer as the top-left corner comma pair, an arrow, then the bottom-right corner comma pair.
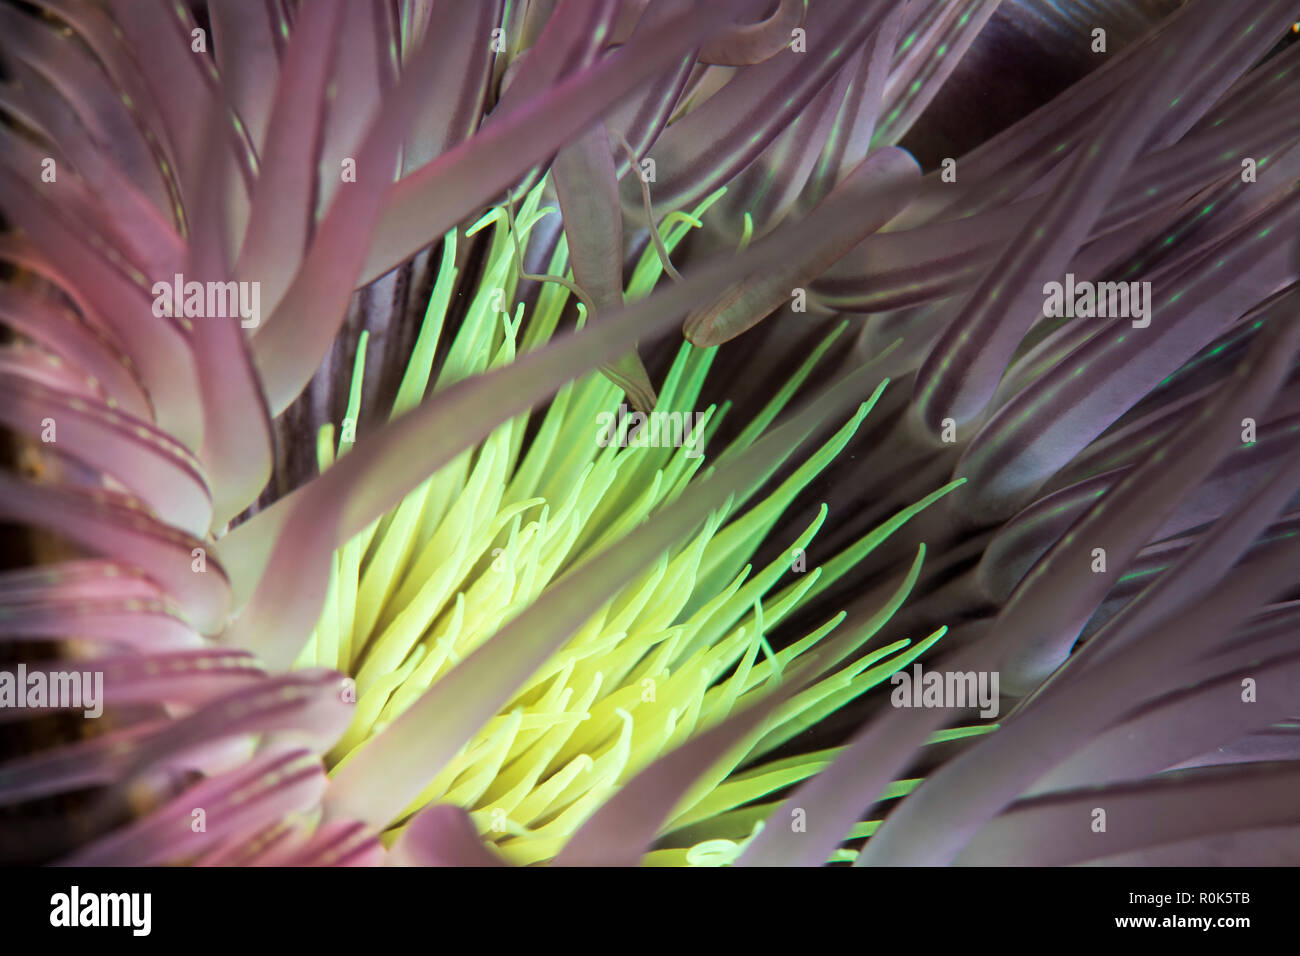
3,0 -> 1300,868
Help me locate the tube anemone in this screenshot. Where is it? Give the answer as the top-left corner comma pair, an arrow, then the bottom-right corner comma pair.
2,0 -> 1300,869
